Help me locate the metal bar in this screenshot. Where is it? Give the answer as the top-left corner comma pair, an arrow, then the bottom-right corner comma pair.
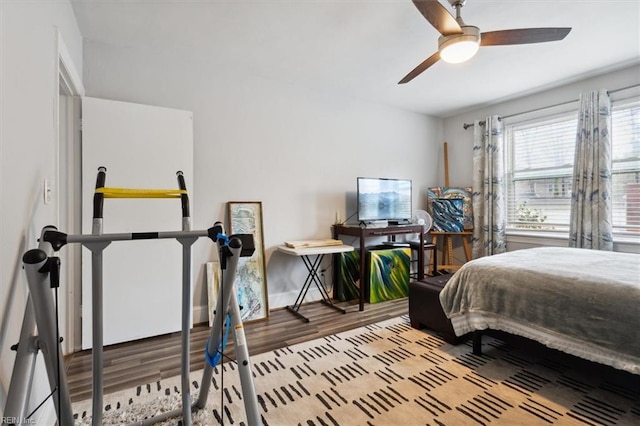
177,236 -> 197,426
65,229 -> 209,244
89,242 -> 108,426
178,182 -> 193,426
463,121 -> 481,129
93,166 -> 106,219
5,226 -> 74,425
195,236 -> 243,409
3,297 -> 38,421
303,255 -> 329,300
304,255 -> 341,309
22,252 -> 73,425
176,170 -> 190,219
228,290 -> 262,425
462,84 -> 640,130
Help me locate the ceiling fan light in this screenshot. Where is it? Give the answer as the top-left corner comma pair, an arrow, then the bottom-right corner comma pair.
440,39 -> 479,63
438,26 -> 480,64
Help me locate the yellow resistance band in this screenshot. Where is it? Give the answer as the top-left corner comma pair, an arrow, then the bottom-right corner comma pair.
96,187 -> 188,199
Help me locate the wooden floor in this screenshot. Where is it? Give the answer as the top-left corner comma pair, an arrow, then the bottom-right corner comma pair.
65,298 -> 408,402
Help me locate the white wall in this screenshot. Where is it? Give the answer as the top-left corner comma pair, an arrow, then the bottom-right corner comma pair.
0,0 -> 83,419
442,64 -> 640,255
82,40 -> 443,319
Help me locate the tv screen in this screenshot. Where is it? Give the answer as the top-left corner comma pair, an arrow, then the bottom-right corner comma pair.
357,177 -> 412,223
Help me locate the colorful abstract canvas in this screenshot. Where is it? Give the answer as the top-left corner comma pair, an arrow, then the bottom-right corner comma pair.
335,247 -> 411,303
335,250 -> 360,302
427,187 -> 473,230
368,248 -> 411,303
431,198 -> 464,232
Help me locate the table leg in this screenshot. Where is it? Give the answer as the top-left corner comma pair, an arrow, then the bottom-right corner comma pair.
286,256 -> 317,322
418,232 -> 424,280
359,238 -> 366,311
432,247 -> 438,276
302,255 -> 345,315
286,254 -> 346,322
431,235 -> 439,275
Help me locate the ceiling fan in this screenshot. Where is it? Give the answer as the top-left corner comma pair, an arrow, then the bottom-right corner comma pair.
399,0 -> 571,84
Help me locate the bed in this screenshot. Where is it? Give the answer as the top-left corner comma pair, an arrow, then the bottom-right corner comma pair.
439,247 -> 640,374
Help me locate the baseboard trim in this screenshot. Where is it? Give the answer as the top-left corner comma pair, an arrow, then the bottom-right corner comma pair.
193,304 -> 210,325
268,287 -> 322,311
193,288 -> 323,325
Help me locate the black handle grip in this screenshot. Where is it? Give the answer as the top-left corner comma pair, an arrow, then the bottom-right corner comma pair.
176,171 -> 190,219
93,167 -> 107,219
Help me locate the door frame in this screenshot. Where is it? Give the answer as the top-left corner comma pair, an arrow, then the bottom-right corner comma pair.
55,28 -> 84,353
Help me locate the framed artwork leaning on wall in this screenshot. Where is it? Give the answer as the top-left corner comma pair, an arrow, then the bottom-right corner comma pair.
227,201 -> 269,322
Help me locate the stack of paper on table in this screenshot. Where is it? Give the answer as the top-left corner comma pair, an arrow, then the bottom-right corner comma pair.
284,239 -> 344,249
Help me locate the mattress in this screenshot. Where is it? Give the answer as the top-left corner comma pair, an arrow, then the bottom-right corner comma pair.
439,247 -> 640,374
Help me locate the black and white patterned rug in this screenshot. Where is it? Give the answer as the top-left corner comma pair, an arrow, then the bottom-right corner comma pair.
73,316 -> 640,425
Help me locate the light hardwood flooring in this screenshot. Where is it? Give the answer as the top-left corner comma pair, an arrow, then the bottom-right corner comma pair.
64,298 -> 408,402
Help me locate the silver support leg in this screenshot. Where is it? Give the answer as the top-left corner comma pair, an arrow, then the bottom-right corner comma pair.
91,249 -> 103,426
228,292 -> 261,425
18,249 -> 73,425
3,297 -> 38,421
195,238 -> 262,425
177,236 -> 197,426
26,219 -> 259,425
84,241 -> 110,426
5,226 -> 73,425
195,245 -> 241,410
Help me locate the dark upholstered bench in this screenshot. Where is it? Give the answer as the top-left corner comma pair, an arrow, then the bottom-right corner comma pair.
408,274 -> 467,345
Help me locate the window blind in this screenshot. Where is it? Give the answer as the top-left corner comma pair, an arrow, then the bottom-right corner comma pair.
506,112 -> 577,230
505,98 -> 640,235
611,99 -> 640,234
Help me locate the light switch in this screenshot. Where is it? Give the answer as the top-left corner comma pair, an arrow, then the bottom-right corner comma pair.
44,179 -> 52,205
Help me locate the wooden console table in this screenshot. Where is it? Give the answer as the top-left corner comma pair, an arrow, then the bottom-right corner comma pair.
332,224 -> 424,311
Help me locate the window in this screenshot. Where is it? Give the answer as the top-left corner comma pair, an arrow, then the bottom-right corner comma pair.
506,110 -> 578,230
505,98 -> 640,235
611,99 -> 640,233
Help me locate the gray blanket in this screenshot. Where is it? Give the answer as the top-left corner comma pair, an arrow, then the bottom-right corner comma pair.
439,247 -> 640,374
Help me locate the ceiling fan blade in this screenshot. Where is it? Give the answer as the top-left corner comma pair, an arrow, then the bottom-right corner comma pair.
398,51 -> 441,84
412,0 -> 462,35
480,28 -> 571,46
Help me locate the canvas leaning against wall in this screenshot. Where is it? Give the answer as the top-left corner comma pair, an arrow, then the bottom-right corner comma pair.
227,201 -> 269,322
206,261 -> 221,327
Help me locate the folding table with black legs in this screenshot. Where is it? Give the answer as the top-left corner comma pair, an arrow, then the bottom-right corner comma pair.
278,244 -> 354,322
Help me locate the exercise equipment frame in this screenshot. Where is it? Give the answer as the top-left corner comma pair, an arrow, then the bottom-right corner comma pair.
4,168 -> 262,425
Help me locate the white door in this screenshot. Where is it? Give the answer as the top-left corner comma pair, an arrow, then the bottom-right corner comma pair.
81,97 -> 193,348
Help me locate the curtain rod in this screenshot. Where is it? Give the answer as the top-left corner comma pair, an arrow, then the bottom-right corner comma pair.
462,117 -> 501,130
462,83 -> 640,130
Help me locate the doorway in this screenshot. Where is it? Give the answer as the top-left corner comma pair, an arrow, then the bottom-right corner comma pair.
56,31 -> 83,353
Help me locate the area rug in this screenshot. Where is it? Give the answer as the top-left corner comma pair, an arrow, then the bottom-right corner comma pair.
73,315 -> 640,425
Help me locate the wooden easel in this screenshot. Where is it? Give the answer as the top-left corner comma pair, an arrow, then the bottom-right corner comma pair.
432,142 -> 472,271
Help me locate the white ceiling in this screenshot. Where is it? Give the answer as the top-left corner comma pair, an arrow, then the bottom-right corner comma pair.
70,0 -> 640,117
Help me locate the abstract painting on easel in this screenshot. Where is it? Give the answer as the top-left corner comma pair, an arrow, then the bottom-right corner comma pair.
427,187 -> 473,231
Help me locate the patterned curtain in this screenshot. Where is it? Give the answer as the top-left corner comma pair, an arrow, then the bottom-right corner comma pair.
569,89 -> 613,250
472,116 -> 507,258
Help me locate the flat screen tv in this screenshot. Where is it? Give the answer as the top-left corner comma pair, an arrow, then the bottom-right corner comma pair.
357,177 -> 412,224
